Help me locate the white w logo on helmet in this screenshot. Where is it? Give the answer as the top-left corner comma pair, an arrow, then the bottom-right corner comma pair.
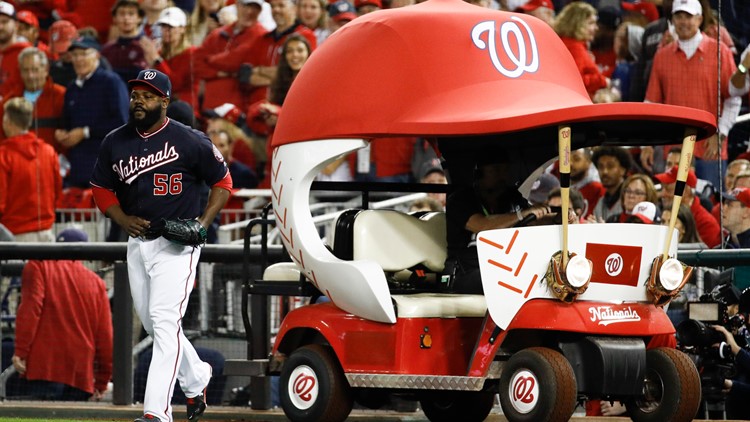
471,17 -> 539,79
144,71 -> 157,80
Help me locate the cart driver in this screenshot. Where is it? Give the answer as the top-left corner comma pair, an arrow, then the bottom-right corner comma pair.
445,160 -> 575,294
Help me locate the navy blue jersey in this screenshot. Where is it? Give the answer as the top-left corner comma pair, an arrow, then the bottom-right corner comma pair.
90,118 -> 228,227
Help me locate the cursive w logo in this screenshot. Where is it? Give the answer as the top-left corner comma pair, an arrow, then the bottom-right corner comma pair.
471,17 -> 539,78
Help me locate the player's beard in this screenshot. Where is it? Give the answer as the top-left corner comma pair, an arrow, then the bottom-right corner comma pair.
129,106 -> 163,132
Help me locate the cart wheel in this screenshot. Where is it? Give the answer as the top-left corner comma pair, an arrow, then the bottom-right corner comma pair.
625,347 -> 701,422
499,347 -> 577,422
279,344 -> 353,422
419,390 -> 495,422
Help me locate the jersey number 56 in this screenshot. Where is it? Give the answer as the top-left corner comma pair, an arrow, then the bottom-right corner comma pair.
154,173 -> 183,195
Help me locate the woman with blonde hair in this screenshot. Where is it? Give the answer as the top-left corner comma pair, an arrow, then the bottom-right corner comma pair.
187,0 -> 225,45
141,6 -> 200,109
606,173 -> 659,223
298,0 -> 330,44
554,2 -> 612,100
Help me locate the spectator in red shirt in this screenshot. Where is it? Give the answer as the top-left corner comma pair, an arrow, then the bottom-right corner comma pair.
0,97 -> 61,242
655,165 -> 721,248
228,0 -> 317,106
59,0 -> 116,44
0,47 -> 66,153
553,1 -> 611,100
140,0 -> 170,40
194,0 -> 268,110
47,20 -> 79,87
0,2 -> 32,102
140,7 -> 199,109
12,228 -> 113,401
101,0 -> 149,84
645,0 -> 739,191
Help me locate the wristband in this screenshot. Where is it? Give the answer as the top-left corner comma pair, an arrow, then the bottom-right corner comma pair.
516,209 -> 523,221
739,64 -> 748,75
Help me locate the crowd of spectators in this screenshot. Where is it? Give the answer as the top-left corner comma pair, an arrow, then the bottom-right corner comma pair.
0,0 -> 746,249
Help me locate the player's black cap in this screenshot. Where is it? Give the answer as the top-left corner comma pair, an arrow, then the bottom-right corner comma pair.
129,69 -> 171,99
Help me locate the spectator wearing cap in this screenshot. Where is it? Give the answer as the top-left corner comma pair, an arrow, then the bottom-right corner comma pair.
355,0 -> 381,16
588,146 -> 631,222
721,188 -> 750,248
625,200 -> 658,224
710,159 -> 750,224
655,165 -> 721,248
140,6 -> 199,110
194,0 -> 268,110
553,2 -> 612,101
215,0 -> 317,108
298,0 -> 330,44
645,0 -> 739,191
55,36 -> 128,188
0,97 -> 61,242
0,2 -> 32,102
140,0 -> 171,41
620,1 -> 658,26
12,227 -> 113,401
0,47 -> 66,154
15,11 -> 49,56
327,0 -> 356,33
515,0 -> 555,27
203,103 -> 259,175
48,20 -> 85,89
605,173 -> 658,223
101,0 -> 149,84
528,172 -> 560,206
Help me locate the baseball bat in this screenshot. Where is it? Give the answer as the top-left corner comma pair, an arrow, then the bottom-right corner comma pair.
662,128 -> 697,259
558,125 -> 571,268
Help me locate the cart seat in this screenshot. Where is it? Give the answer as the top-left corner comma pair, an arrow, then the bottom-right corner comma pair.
263,262 -> 302,281
331,209 -> 447,272
392,293 -> 486,318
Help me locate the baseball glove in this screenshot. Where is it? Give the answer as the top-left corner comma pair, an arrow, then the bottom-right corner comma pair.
162,219 -> 207,246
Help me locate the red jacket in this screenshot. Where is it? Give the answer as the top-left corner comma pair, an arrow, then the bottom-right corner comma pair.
691,195 -> 721,248
15,260 -> 113,394
194,22 -> 268,110
59,0 -> 116,43
560,37 -> 608,97
0,41 -> 32,101
209,23 -> 317,106
155,46 -> 199,110
0,132 -> 61,235
0,78 -> 66,152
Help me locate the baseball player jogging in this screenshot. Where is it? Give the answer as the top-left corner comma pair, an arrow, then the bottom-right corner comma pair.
90,69 -> 232,422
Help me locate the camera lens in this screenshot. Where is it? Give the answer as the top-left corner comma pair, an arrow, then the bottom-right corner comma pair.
677,319 -> 724,346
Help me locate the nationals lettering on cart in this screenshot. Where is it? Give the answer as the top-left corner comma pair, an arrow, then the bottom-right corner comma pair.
589,306 -> 641,326
113,142 -> 180,184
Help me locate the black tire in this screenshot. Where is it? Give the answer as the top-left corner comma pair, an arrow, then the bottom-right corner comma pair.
498,347 -> 577,422
625,347 -> 701,422
279,344 -> 353,422
419,390 -> 495,422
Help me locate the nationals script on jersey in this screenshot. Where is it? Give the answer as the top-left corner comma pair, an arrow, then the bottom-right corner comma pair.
90,118 -> 228,226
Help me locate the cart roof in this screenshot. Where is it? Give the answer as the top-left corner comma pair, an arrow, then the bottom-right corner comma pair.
272,0 -> 715,147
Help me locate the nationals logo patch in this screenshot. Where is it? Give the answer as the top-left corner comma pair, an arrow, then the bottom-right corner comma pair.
471,17 -> 539,78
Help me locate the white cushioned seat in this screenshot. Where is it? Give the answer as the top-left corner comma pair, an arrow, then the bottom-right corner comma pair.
263,262 -> 302,281
392,293 -> 487,318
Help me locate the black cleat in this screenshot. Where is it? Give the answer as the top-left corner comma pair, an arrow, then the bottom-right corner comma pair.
186,393 -> 207,420
134,415 -> 161,422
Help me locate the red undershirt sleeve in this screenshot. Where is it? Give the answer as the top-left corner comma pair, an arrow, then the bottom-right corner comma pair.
213,170 -> 233,192
91,186 -> 119,215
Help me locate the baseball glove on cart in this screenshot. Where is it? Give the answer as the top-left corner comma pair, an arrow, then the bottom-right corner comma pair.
162,219 -> 207,246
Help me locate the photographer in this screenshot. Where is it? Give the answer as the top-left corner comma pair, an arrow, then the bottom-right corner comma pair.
712,288 -> 750,420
